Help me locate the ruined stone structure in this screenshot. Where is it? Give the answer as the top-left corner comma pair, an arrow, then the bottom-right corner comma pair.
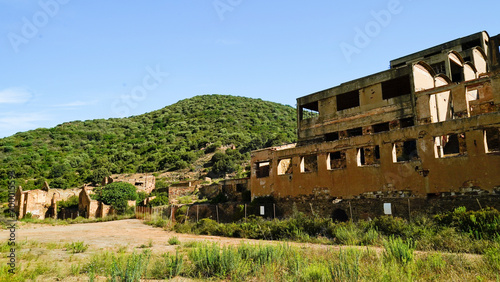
250,31 -> 500,219
78,187 -> 113,219
102,173 -> 155,194
15,182 -> 81,219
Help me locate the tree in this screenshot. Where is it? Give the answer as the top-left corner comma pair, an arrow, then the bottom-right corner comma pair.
94,182 -> 137,214
89,167 -> 110,185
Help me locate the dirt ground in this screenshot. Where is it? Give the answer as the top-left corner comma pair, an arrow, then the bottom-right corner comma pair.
14,219 -> 329,254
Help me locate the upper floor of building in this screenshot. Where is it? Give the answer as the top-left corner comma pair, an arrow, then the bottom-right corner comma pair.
297,31 -> 500,144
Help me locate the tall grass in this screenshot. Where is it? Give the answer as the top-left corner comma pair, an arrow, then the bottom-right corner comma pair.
2,240 -> 500,281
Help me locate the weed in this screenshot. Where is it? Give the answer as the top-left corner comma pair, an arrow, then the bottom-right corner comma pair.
383,236 -> 415,264
168,236 -> 181,245
329,248 -> 361,281
65,241 -> 89,253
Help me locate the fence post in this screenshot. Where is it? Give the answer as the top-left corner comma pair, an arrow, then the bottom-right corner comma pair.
216,205 -> 219,223
349,202 -> 353,223
273,204 -> 276,219
196,205 -> 199,223
244,204 -> 247,222
408,198 -> 411,222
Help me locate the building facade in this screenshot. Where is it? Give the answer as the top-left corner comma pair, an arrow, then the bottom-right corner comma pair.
250,31 -> 500,219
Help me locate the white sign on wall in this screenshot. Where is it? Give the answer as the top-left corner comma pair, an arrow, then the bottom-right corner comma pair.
383,203 -> 392,215
260,206 -> 265,215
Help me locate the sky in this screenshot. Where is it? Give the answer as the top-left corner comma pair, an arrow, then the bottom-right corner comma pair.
0,0 -> 498,138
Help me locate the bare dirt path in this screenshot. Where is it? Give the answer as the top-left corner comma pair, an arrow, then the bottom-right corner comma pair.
14,219 -> 333,254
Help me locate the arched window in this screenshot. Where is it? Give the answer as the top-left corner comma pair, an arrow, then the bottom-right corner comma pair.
413,62 -> 435,91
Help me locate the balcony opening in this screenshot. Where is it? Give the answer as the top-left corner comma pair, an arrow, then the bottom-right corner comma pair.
357,145 -> 380,166
255,161 -> 270,178
392,140 -> 418,162
434,133 -> 466,158
337,90 -> 360,111
382,75 -> 412,99
325,132 -> 339,142
450,60 -> 464,83
299,101 -> 319,120
277,158 -> 293,175
300,155 -> 317,173
484,128 -> 500,153
327,151 -> 347,170
373,122 -> 390,133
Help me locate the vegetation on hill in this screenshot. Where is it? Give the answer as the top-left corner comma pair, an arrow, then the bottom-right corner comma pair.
0,95 -> 297,201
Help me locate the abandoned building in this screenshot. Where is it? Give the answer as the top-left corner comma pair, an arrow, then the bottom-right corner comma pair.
15,181 -> 81,219
102,173 -> 155,194
250,31 -> 500,220
78,187 -> 113,219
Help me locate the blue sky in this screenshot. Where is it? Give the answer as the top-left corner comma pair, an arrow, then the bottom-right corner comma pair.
0,0 -> 498,138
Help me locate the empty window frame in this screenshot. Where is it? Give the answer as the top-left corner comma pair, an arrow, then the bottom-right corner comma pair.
400,117 -> 415,128
327,151 -> 347,170
434,133 -> 466,158
392,140 -> 418,162
347,127 -> 363,137
381,75 -> 412,100
255,161 -> 270,178
300,101 -> 319,120
336,90 -> 360,111
450,60 -> 464,83
277,158 -> 293,175
484,128 -> 500,153
372,122 -> 390,133
300,155 -> 318,173
357,145 -> 380,166
325,132 -> 339,141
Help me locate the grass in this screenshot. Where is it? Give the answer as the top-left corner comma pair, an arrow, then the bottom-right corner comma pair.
1,239 -> 500,281
171,207 -> 500,254
17,214 -> 135,226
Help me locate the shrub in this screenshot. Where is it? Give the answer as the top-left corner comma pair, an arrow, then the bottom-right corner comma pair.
434,207 -> 500,239
371,216 -> 411,237
94,182 -> 137,214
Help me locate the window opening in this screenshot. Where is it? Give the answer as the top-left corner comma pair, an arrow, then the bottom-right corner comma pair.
381,75 -> 412,100
277,158 -> 293,175
484,128 -> 500,153
337,90 -> 360,111
392,140 -> 418,162
357,146 -> 380,166
256,161 -> 270,178
300,155 -> 317,173
327,151 -> 347,170
300,101 -> 319,120
373,122 -> 390,133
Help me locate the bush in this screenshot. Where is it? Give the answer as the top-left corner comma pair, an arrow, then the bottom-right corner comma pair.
57,195 -> 79,213
94,182 -> 137,214
434,207 -> 500,239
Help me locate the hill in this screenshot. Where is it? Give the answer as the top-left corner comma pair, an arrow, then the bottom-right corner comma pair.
0,95 -> 297,201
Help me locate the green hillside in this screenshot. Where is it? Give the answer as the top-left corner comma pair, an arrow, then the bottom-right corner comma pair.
0,95 -> 297,201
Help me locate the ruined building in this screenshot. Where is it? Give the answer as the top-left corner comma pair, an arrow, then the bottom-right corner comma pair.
250,31 -> 500,220
15,181 -> 81,219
